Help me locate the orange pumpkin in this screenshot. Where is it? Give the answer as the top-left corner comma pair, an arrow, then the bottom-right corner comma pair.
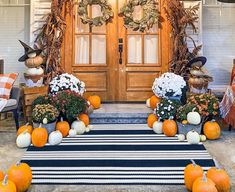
150,95 -> 161,109
207,160 -> 230,192
147,114 -> 158,128
17,123 -> 33,136
203,120 -> 221,140
192,173 -> 218,192
56,118 -> 70,137
87,95 -> 101,109
162,119 -> 177,137
0,175 -> 16,192
7,162 -> 32,192
32,127 -> 48,147
0,171 -> 4,181
79,114 -> 90,127
184,160 -> 204,191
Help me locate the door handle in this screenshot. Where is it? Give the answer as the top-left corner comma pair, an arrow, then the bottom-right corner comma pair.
119,38 -> 123,64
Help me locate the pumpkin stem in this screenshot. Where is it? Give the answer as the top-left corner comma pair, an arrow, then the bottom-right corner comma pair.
202,172 -> 207,182
190,159 -> 196,167
213,158 -> 222,170
16,161 -> 21,167
39,123 -> 42,128
2,175 -> 8,186
211,119 -> 216,122
25,122 -> 29,126
60,117 -> 63,122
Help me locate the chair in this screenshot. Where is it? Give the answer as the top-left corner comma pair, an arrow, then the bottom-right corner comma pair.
0,87 -> 21,130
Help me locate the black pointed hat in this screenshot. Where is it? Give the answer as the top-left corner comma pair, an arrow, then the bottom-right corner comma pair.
187,56 -> 207,68
18,40 -> 42,62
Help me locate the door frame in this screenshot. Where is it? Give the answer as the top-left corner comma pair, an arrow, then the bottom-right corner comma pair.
61,0 -> 171,101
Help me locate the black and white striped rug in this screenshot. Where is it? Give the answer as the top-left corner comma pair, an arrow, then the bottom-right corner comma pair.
21,125 -> 214,185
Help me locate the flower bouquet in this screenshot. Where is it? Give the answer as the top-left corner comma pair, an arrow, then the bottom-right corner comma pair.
49,73 -> 86,95
152,72 -> 186,100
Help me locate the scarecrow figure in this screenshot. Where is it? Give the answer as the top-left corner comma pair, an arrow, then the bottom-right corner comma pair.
18,40 -> 44,87
187,56 -> 213,94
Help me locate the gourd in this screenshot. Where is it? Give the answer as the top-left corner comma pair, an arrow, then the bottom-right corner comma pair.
146,98 -> 151,108
203,120 -> 221,140
152,121 -> 163,134
26,67 -> 44,76
184,159 -> 204,191
162,119 -> 177,137
207,159 -> 230,192
147,114 -> 158,128
7,162 -> 32,192
31,125 -> 48,147
17,123 -> 33,136
187,108 -> 201,125
0,175 -> 17,192
87,95 -> 101,109
69,129 -> 77,137
56,117 -> 70,137
200,135 -> 207,142
78,114 -> 90,127
16,131 -> 31,148
71,119 -> 86,135
192,173 -> 218,192
25,55 -> 43,68
49,130 -> 63,145
186,130 -> 200,144
178,134 -> 185,141
150,95 -> 161,109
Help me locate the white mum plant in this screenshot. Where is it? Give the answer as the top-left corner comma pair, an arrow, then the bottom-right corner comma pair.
49,73 -> 86,95
152,72 -> 186,98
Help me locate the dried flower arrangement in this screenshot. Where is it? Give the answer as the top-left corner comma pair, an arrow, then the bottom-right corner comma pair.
164,0 -> 202,76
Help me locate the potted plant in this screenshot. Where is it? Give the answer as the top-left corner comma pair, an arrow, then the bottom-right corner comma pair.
32,104 -> 59,134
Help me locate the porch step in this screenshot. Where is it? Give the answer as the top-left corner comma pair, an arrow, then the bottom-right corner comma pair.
90,104 -> 151,124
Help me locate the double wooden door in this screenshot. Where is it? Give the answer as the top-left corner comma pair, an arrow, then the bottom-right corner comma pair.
62,0 -> 170,101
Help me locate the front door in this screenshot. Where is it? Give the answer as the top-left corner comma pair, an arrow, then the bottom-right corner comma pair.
62,0 -> 170,101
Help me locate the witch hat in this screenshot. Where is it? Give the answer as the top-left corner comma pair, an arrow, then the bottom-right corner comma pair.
18,40 -> 42,62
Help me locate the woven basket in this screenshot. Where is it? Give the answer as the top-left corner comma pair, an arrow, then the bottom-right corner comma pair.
177,121 -> 202,135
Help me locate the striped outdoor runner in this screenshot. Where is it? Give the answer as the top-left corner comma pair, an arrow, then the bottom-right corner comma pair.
21,124 -> 214,185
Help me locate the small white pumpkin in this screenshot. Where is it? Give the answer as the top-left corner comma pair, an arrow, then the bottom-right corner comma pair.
153,121 -> 163,134
26,67 -> 44,76
71,120 -> 86,135
200,134 -> 207,142
146,98 -> 151,108
69,129 -> 77,137
85,127 -> 90,133
186,130 -> 200,144
187,109 -> 201,125
177,134 -> 185,141
42,118 -> 48,124
87,125 -> 94,130
16,131 -> 31,148
48,130 -> 63,145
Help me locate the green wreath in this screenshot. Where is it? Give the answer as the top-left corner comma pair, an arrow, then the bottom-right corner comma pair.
120,0 -> 159,32
78,0 -> 114,27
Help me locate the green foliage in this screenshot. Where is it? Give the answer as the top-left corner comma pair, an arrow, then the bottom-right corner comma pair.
32,96 -> 51,109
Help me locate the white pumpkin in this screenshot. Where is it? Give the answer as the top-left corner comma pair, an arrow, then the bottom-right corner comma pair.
48,130 -> 63,145
187,109 -> 201,125
26,67 -> 44,76
177,134 -> 185,141
200,135 -> 207,142
153,121 -> 163,134
69,129 -> 77,137
16,131 -> 31,148
146,98 -> 151,108
85,127 -> 90,133
87,125 -> 94,130
71,120 -> 86,135
186,130 -> 200,144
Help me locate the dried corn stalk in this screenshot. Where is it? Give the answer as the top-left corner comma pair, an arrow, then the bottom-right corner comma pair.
35,0 -> 74,84
164,0 -> 202,77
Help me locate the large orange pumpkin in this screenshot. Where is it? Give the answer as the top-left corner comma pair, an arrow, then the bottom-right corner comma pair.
56,118 -> 70,137
162,120 -> 177,137
150,95 -> 161,109
17,123 -> 33,136
207,160 -> 230,192
203,120 -> 221,140
0,175 -> 17,192
7,162 -> 32,192
0,171 -> 4,181
79,114 -> 90,127
192,173 -> 218,192
147,114 -> 158,128
87,95 -> 101,109
32,127 -> 48,147
184,160 -> 204,191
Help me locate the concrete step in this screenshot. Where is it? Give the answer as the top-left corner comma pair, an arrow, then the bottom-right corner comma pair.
90,104 -> 151,124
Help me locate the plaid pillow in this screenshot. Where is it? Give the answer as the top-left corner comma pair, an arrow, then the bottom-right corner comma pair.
0,73 -> 18,99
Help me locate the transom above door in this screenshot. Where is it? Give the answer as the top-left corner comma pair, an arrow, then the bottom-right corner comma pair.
62,0 -> 170,101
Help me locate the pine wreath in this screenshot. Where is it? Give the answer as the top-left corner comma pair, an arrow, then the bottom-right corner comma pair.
78,0 -> 114,27
120,0 -> 159,32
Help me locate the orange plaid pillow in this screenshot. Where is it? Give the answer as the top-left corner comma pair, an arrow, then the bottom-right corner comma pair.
0,73 -> 18,99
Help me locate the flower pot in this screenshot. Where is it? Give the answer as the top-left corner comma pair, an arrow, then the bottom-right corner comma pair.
177,120 -> 203,135
33,121 -> 56,134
